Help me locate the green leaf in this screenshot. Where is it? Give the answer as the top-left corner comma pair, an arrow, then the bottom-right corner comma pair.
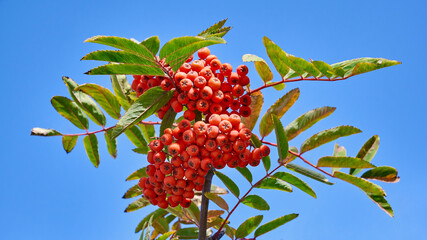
126,167 -> 148,181
367,193 -> 394,217
204,192 -> 229,211
241,91 -> 263,131
133,147 -> 149,154
272,114 -> 288,161
283,146 -> 298,164
255,177 -> 292,192
318,156 -> 375,168
259,88 -> 300,137
83,134 -> 100,167
112,87 -> 174,138
331,143 -> 347,173
236,167 -> 253,183
361,166 -> 399,183
286,163 -> 334,185
104,128 -> 117,158
75,83 -> 121,120
111,75 -> 132,111
157,231 -> 175,240
86,63 -> 165,76
125,197 -> 150,212
63,77 -> 106,126
125,125 -> 148,148
139,123 -> 156,142
208,210 -> 225,219
135,209 -> 168,233
241,195 -> 270,211
84,36 -> 156,61
160,108 -> 177,136
31,128 -> 61,136
285,106 -> 336,141
311,60 -> 334,79
254,213 -> 298,237
186,202 -> 201,223
272,172 -> 316,198
250,134 -> 271,172
235,215 -> 263,238
350,135 -> 380,175
145,215 -> 154,240
175,227 -> 200,239
140,36 -> 160,55
62,135 -> 78,153
198,19 -> 231,38
300,126 -> 362,154
51,96 -> 89,130
159,36 -> 226,72
123,184 -> 143,199
242,54 -> 273,83
82,50 -> 158,66
330,57 -> 401,78
152,217 -> 170,234
263,37 -> 290,78
333,171 -> 385,196
214,171 -> 240,198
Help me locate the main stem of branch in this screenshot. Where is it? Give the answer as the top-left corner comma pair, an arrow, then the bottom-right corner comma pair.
198,169 -> 214,240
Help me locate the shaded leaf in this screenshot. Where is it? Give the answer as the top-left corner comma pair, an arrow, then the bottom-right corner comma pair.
186,202 -> 200,223
361,166 -> 399,183
141,36 -> 160,55
300,126 -> 361,154
207,210 -> 225,219
160,108 -> 177,136
333,171 -> 385,196
235,215 -> 263,238
159,36 -> 226,72
83,134 -> 100,167
123,184 -> 143,199
82,50 -> 157,66
139,123 -> 156,142
51,96 -> 89,130
254,213 -> 298,237
255,177 -> 292,192
286,163 -> 333,185
214,171 -> 240,198
241,91 -> 263,131
350,135 -> 380,175
152,217 -> 169,234
285,106 -> 336,141
259,88 -> 300,137
126,167 -> 148,181
104,128 -> 117,158
236,166 -> 253,183
175,227 -> 200,239
75,83 -> 121,120
241,195 -> 270,211
111,75 -> 132,111
62,135 -> 78,153
31,128 -> 61,136
204,192 -> 229,211
272,172 -> 316,198
86,63 -> 165,76
272,114 -> 288,161
112,87 -> 173,138
125,125 -> 148,148
251,134 -> 271,172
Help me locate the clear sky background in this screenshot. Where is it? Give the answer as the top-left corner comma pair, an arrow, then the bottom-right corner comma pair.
1,0 -> 426,239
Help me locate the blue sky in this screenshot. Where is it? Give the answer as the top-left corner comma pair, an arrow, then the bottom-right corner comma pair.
1,0 -> 426,239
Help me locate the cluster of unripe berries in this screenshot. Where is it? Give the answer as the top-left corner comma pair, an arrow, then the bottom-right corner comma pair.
138,113 -> 270,209
131,47 -> 252,119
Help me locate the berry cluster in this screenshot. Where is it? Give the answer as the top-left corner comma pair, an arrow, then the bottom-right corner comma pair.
138,114 -> 270,209
131,47 -> 252,119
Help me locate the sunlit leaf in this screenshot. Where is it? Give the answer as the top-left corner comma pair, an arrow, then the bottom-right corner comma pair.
367,193 -> 394,217
361,166 -> 399,183
82,50 -> 157,66
111,75 -> 132,111
283,146 -> 298,164
241,91 -> 263,131
236,166 -> 253,183
250,134 -> 271,171
141,36 -> 160,55
242,54 -> 273,83
284,106 -> 336,141
259,88 -> 299,137
255,177 -> 292,192
272,172 -> 316,198
51,96 -> 89,130
125,125 -> 148,148
62,135 -> 78,153
300,126 -> 361,154
126,167 -> 148,181
157,231 -> 175,240
123,184 -> 143,199
235,215 -> 263,238
135,209 -> 168,233
254,213 -> 298,237
241,195 -> 270,211
332,143 -> 346,173
198,19 -> 231,38
333,171 -> 385,196
330,57 -> 401,78
272,114 -> 288,161
204,192 -> 229,211
214,171 -> 240,198
318,156 -> 376,168
350,135 -> 380,175
286,163 -> 333,185
104,128 -> 117,158
83,134 -> 100,167
30,127 -> 61,136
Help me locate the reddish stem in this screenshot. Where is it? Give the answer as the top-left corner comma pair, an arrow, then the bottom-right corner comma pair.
249,76 -> 349,94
